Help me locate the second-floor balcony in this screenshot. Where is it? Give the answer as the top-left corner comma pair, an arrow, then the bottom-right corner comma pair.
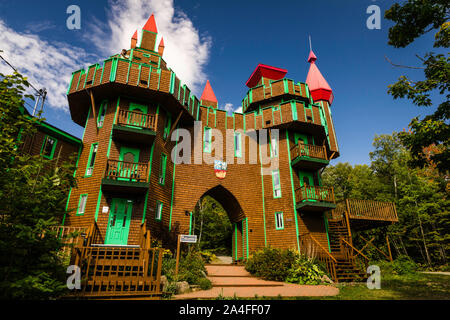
295,185 -> 336,212
290,142 -> 329,170
101,159 -> 149,194
112,108 -> 158,145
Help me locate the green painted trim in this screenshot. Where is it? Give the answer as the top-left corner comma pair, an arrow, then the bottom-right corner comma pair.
29,119 -> 82,145
101,178 -> 149,189
76,194 -> 88,216
97,100 -> 108,128
203,127 -> 212,153
40,135 -> 58,160
324,215 -> 331,252
158,153 -> 167,186
242,220 -> 245,259
109,58 -> 118,82
168,125 -> 180,231
189,212 -> 193,235
245,218 -> 249,260
258,142 -> 267,246
94,189 -> 102,222
67,72 -> 75,95
75,69 -> 85,91
296,201 -> 337,210
275,212 -> 284,230
234,223 -> 238,261
286,131 -> 300,252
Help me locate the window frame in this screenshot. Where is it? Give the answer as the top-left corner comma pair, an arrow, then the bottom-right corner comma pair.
234,131 -> 242,158
272,170 -> 282,198
97,100 -> 108,128
155,201 -> 163,221
163,112 -> 172,140
85,143 -> 98,177
40,135 -> 58,160
203,127 -> 212,153
275,212 -> 284,230
158,153 -> 167,186
77,194 -> 88,216
270,135 -> 278,158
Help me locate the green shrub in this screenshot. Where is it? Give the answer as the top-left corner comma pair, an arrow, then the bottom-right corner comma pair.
199,250 -> 216,264
198,277 -> 212,290
245,247 -> 296,281
179,249 -> 207,285
285,256 -> 325,285
391,255 -> 417,275
161,256 -> 177,282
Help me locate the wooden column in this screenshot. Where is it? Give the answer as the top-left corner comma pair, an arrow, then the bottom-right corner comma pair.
89,90 -> 98,133
163,110 -> 183,147
386,235 -> 393,262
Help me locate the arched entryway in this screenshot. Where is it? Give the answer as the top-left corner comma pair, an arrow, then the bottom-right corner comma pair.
191,185 -> 248,263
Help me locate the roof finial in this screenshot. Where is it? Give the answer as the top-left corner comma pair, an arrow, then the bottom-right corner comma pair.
309,35 -> 312,52
307,35 -> 317,64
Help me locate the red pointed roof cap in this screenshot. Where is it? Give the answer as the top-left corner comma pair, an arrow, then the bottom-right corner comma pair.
246,64 -> 287,88
307,50 -> 317,63
132,30 -> 138,40
143,14 -> 158,33
159,37 -> 165,47
201,80 -> 218,103
306,51 -> 334,104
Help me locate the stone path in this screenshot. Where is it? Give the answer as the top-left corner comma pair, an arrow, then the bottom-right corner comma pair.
174,264 -> 339,299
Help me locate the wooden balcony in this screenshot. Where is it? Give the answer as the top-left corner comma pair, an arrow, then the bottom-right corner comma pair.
295,186 -> 336,212
112,108 -> 157,145
290,142 -> 329,170
330,199 -> 398,231
101,159 -> 149,194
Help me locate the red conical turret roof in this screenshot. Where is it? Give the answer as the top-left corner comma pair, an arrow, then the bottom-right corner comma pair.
143,14 -> 158,33
201,80 -> 217,103
306,50 -> 333,104
132,30 -> 138,40
159,37 -> 165,47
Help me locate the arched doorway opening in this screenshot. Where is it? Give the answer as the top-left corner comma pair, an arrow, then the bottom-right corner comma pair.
190,185 -> 248,263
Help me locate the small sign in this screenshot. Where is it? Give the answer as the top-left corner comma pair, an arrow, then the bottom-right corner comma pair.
180,235 -> 198,243
102,206 -> 109,213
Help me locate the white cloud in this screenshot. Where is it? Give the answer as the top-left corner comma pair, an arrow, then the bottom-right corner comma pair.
89,0 -> 211,95
0,19 -> 96,111
222,103 -> 242,115
234,106 -> 243,114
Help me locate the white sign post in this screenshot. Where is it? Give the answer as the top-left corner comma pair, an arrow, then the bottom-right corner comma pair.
175,234 -> 198,276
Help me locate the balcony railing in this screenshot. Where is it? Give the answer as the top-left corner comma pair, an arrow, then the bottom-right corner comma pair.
104,159 -> 149,183
295,185 -> 335,203
115,107 -> 157,131
290,142 -> 327,162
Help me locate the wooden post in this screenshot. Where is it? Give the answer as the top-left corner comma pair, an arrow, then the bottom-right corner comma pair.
345,199 -> 352,246
175,234 -> 181,276
163,110 -> 183,147
89,90 -> 98,133
386,234 -> 393,262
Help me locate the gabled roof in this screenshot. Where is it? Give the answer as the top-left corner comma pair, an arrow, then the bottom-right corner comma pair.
246,64 -> 288,88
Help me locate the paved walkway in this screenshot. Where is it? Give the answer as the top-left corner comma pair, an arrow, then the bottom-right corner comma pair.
174,264 -> 339,299
421,271 -> 450,276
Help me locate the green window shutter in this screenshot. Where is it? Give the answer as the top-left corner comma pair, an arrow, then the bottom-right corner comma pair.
159,153 -> 167,185
203,127 -> 212,153
40,135 -> 57,160
275,212 -> 284,230
85,143 -> 98,177
77,194 -> 88,216
163,112 -> 172,140
155,201 -> 163,221
272,170 -> 282,198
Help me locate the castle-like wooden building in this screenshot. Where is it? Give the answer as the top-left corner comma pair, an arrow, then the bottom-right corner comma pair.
62,14 -> 398,296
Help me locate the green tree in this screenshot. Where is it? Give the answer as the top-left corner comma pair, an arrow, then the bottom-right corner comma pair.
385,0 -> 449,173
0,72 -> 76,299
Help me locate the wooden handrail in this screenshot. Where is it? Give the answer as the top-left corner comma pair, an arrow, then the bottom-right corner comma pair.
116,107 -> 157,131
104,159 -> 149,183
340,237 -> 369,262
307,233 -> 337,263
359,234 -> 391,261
295,185 -> 335,203
299,233 -> 337,282
290,142 -> 327,162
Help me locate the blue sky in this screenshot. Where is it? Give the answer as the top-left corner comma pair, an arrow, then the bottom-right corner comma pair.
0,0 -> 439,165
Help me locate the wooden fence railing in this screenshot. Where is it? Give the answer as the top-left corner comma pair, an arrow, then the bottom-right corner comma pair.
295,186 -> 335,203
52,225 -> 87,257
340,237 -> 370,273
331,199 -> 398,222
299,233 -> 337,282
290,142 -> 327,162
104,159 -> 149,183
116,108 -> 157,131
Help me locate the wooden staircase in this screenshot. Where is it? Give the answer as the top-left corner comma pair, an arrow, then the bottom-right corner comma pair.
68,220 -> 164,299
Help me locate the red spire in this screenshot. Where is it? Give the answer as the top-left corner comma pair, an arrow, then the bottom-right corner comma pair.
131,30 -> 138,49
159,37 -> 165,47
201,80 -> 218,103
132,30 -> 138,40
158,37 -> 165,56
143,14 -> 158,33
306,50 -> 334,104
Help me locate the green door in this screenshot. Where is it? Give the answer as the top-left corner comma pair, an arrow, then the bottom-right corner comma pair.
119,147 -> 140,181
294,133 -> 314,157
105,198 -> 132,245
299,171 -> 316,201
128,103 -> 148,128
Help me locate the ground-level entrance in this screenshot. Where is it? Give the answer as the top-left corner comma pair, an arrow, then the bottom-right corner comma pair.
104,198 -> 133,245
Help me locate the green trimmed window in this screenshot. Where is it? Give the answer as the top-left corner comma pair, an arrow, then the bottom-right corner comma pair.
163,112 -> 172,140
159,153 -> 167,185
97,101 -> 107,128
275,212 -> 284,230
85,143 -> 98,177
270,135 -> 278,158
203,127 -> 212,153
272,170 -> 282,198
77,194 -> 88,216
40,135 -> 57,159
234,132 -> 242,158
155,201 -> 163,221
